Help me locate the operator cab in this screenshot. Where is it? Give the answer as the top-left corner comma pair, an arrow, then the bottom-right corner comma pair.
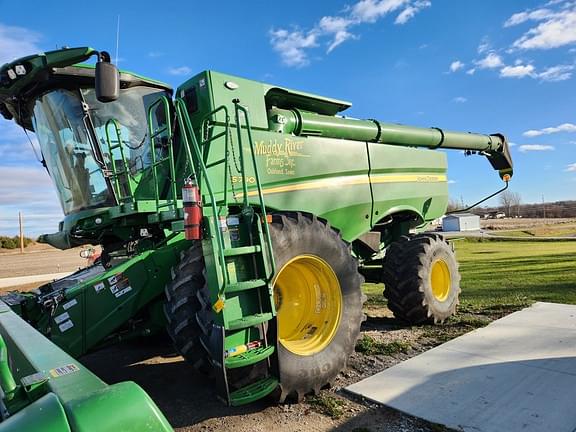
32,80 -> 170,214
0,48 -> 173,248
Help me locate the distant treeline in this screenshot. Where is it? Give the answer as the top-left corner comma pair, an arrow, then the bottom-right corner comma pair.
0,236 -> 34,249
473,200 -> 576,218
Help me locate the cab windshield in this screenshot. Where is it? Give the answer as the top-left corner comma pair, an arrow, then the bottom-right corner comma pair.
82,86 -> 168,174
33,89 -> 112,214
32,86 -> 169,215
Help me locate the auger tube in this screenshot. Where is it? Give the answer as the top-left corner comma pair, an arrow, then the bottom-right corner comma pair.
268,107 -> 513,179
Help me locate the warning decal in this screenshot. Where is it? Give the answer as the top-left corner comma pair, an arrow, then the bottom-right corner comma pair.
49,364 -> 80,378
59,320 -> 74,333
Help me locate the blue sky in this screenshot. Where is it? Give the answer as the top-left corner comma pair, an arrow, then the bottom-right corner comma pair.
1,0 -> 575,236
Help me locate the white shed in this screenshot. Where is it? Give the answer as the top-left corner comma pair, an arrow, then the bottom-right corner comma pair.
442,213 -> 480,232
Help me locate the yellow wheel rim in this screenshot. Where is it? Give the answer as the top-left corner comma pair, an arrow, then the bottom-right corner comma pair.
273,255 -> 342,356
431,259 -> 451,301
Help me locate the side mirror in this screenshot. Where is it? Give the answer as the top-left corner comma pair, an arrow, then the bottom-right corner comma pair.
95,52 -> 119,103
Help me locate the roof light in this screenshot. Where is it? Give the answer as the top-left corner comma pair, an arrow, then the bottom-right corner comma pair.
14,65 -> 26,75
7,69 -> 16,80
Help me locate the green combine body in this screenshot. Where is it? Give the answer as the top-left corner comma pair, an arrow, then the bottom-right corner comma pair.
0,47 -> 513,430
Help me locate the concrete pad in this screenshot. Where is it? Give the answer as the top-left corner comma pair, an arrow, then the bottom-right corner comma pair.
0,272 -> 72,289
346,302 -> 576,432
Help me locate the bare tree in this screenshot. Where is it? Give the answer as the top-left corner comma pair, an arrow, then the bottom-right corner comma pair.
499,190 -> 514,217
510,192 -> 522,217
447,198 -> 460,213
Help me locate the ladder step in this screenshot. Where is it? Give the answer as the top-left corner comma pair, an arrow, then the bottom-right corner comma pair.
226,279 -> 267,293
223,246 -> 261,257
225,345 -> 275,369
206,158 -> 226,168
229,377 -> 279,407
227,313 -> 273,330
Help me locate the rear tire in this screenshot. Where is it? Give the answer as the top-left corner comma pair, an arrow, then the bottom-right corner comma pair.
382,233 -> 460,324
269,212 -> 365,402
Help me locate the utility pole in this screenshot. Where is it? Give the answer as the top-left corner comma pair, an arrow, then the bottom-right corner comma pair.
18,212 -> 24,254
542,194 -> 546,219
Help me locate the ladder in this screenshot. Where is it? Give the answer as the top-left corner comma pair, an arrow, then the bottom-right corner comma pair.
173,99 -> 279,406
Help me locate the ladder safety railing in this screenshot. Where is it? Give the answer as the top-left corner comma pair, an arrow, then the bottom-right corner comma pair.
232,101 -> 276,273
199,106 -> 231,211
147,96 -> 178,211
174,98 -> 228,293
104,119 -> 134,203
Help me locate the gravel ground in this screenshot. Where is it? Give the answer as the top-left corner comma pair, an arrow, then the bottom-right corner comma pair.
81,317 -> 449,432
0,243 -> 87,278
1,244 -> 496,431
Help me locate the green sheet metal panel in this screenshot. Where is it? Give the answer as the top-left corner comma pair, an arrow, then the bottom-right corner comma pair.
0,301 -> 173,431
0,393 -> 71,432
368,143 -> 448,224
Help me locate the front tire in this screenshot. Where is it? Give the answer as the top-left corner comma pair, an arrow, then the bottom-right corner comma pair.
164,242 -> 212,371
382,233 -> 461,324
269,212 -> 365,402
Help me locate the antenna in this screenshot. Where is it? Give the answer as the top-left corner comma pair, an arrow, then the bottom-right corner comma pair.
115,15 -> 120,65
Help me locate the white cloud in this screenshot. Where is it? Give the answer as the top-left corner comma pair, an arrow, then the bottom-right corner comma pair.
457,4 -> 576,81
566,163 -> 576,172
449,60 -> 465,72
478,37 -> 491,54
395,1 -> 431,25
518,144 -> 555,152
504,8 -> 555,27
508,142 -> 517,147
447,179 -> 457,184
452,96 -> 467,103
477,52 -> 504,69
498,62 -> 573,81
351,0 -> 409,22
510,8 -> 576,50
270,0 -> 431,66
0,122 -> 41,163
500,64 -> 535,78
523,123 -> 576,137
269,29 -> 318,67
148,51 -> 164,58
167,66 -> 192,76
537,64 -> 574,81
319,16 -> 356,53
0,165 -> 62,236
0,23 -> 42,65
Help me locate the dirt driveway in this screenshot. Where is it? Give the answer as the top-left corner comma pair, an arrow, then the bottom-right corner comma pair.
0,243 -> 86,278
1,244 -> 485,431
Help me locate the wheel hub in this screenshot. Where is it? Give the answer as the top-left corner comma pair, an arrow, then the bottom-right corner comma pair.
273,255 -> 342,356
431,259 -> 451,301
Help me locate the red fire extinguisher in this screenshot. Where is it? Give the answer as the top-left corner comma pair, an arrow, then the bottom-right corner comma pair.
182,176 -> 202,240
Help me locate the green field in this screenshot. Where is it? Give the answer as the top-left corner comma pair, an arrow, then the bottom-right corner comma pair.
364,239 -> 576,315
456,239 -> 576,311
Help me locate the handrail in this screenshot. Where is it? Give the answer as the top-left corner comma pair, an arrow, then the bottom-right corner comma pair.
233,101 -> 276,273
0,335 -> 16,402
147,96 -> 177,211
174,99 -> 228,291
199,106 -> 231,211
104,119 -> 134,203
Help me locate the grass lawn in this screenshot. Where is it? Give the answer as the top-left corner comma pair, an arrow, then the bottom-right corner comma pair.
363,239 -> 576,315
455,239 -> 576,311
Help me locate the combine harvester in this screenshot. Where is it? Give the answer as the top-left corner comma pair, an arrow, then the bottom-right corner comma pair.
0,47 -> 513,430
